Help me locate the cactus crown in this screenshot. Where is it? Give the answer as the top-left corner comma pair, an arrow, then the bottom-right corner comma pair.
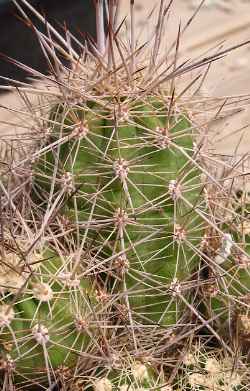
0,1 -> 250,390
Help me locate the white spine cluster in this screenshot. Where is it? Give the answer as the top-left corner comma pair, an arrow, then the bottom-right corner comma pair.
71,120 -> 89,139
32,324 -> 50,344
113,158 -> 130,180
114,208 -> 129,229
215,233 -> 233,265
32,282 -> 53,302
174,225 -> 186,242
168,180 -> 181,200
169,278 -> 181,297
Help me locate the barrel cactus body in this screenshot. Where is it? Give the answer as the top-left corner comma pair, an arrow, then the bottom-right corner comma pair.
1,1 -> 250,390
1,87 -> 207,389
33,97 -> 203,329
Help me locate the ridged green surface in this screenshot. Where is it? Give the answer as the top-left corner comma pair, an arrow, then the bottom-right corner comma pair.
32,98 -> 203,329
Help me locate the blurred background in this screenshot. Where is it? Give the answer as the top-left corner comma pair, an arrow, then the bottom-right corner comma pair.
0,0 -> 95,86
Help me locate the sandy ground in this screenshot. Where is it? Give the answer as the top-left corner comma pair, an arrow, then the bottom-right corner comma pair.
1,0 -> 250,156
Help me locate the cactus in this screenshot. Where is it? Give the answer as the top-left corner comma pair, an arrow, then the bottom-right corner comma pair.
34,98 -> 203,327
0,0 -> 250,390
